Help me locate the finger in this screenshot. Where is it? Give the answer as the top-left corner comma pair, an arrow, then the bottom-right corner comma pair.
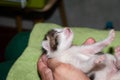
83,37 -> 96,45
37,58 -> 47,74
47,59 -> 62,71
44,69 -> 54,80
41,54 -> 48,65
37,58 -> 53,80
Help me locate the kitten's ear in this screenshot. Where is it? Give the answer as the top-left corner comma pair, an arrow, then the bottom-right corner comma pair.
42,40 -> 50,52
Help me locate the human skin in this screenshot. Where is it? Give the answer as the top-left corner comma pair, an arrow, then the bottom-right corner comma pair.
37,37 -> 95,80
38,55 -> 90,80
37,55 -> 53,80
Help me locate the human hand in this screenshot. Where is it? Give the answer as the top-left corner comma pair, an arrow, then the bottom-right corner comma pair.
37,54 -> 53,80
47,58 -> 90,80
37,55 -> 90,80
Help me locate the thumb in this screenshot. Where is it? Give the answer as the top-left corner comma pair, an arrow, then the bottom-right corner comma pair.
47,59 -> 62,71
83,37 -> 96,45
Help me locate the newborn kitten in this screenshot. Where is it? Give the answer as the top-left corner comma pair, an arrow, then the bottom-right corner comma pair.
94,46 -> 120,80
108,46 -> 120,80
42,27 -> 115,79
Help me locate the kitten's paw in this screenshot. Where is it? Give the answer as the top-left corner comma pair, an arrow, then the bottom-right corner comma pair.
105,29 -> 115,45
108,29 -> 115,43
115,46 -> 120,57
95,55 -> 105,64
114,46 -> 120,69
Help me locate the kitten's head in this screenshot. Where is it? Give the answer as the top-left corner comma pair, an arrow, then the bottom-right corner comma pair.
42,27 -> 73,55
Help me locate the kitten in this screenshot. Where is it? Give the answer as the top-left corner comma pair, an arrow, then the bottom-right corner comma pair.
42,27 -> 115,79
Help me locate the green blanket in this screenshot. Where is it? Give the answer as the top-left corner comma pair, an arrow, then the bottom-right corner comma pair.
7,23 -> 120,80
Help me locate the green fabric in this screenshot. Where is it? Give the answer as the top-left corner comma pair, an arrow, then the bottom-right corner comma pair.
6,23 -> 120,80
5,32 -> 30,61
0,32 -> 30,80
0,60 -> 14,80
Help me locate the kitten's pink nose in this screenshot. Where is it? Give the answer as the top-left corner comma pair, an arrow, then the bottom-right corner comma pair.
65,27 -> 71,33
64,27 -> 72,38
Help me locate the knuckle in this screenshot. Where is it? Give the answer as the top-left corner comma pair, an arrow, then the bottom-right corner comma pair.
54,63 -> 65,72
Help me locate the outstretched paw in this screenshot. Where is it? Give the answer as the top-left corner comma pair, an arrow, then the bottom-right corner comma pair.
104,29 -> 115,46
108,29 -> 115,44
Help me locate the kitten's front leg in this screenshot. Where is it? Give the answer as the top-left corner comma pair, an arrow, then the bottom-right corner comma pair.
78,29 -> 115,55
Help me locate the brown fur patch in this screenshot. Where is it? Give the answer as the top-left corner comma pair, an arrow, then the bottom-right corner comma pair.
43,29 -> 58,52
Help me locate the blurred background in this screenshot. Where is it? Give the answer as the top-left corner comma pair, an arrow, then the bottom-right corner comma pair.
0,0 -> 120,30
47,0 -> 120,30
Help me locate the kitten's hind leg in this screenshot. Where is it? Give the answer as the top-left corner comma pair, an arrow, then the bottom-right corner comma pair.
80,55 -> 106,73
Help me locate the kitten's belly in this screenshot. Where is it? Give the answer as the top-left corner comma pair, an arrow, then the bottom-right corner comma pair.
54,52 -> 89,69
